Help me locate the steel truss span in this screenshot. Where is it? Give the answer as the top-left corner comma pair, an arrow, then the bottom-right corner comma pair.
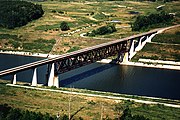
55,41 -> 127,73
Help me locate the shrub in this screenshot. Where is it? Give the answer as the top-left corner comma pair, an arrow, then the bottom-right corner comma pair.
60,21 -> 70,31
87,24 -> 116,36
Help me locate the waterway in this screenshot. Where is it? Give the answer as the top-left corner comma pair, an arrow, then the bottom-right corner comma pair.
0,53 -> 180,100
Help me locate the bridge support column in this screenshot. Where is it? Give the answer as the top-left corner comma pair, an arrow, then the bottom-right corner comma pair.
48,63 -> 59,88
32,68 -> 37,86
146,33 -> 156,42
123,52 -> 129,63
12,74 -> 17,84
54,74 -> 59,88
48,63 -> 54,87
135,36 -> 144,52
129,40 -> 136,60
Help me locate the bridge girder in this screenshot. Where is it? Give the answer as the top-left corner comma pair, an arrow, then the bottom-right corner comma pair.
55,41 -> 127,74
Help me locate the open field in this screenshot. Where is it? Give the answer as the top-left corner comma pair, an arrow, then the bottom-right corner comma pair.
0,80 -> 180,120
0,1 -> 179,54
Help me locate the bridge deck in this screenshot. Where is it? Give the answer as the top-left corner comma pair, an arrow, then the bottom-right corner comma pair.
0,29 -> 159,76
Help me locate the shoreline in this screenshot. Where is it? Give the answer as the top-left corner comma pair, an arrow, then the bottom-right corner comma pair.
0,50 -> 61,58
1,51 -> 180,70
98,59 -> 180,70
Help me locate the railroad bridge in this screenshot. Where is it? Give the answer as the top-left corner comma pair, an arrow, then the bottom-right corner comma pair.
0,29 -> 158,87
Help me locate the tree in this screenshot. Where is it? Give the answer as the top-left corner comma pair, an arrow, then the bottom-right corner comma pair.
60,21 -> 70,31
0,1 -> 44,29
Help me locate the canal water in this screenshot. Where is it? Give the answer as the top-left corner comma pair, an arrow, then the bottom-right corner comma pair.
0,53 -> 180,100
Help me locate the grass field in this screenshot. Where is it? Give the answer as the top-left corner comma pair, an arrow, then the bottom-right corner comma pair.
0,1 -> 179,54
0,81 -> 180,120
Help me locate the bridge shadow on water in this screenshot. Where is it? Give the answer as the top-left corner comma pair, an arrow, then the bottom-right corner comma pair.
60,63 -> 116,87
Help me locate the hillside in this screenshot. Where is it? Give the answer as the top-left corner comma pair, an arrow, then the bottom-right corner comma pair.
0,0 -> 179,54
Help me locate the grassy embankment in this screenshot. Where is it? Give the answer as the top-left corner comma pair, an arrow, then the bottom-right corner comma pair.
0,1 -> 179,54
0,80 -> 180,120
132,26 -> 180,62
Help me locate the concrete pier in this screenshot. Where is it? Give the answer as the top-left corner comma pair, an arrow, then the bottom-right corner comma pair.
48,63 -> 59,87
12,74 -> 17,85
31,68 -> 37,86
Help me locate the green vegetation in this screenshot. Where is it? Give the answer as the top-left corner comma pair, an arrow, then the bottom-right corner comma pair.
0,34 -> 55,53
0,104 -> 55,120
132,43 -> 180,61
0,0 -> 179,54
0,1 -> 44,29
35,24 -> 60,31
67,46 -> 80,52
0,103 -> 151,120
152,32 -> 180,44
86,24 -> 117,37
131,103 -> 180,120
0,82 -> 180,119
60,21 -> 70,31
23,39 -> 55,53
0,34 -> 21,41
132,26 -> 180,62
93,12 -> 109,20
132,11 -> 174,31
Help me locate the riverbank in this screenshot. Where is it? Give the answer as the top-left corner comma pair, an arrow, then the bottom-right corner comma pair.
98,59 -> 180,70
6,83 -> 180,108
0,50 -> 60,58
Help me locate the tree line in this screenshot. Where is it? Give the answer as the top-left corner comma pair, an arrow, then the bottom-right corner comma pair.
0,0 -> 44,29
132,11 -> 174,31
0,103 -> 150,120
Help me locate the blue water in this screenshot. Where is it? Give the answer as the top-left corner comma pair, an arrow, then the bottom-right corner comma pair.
0,53 -> 46,83
0,53 -> 180,100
